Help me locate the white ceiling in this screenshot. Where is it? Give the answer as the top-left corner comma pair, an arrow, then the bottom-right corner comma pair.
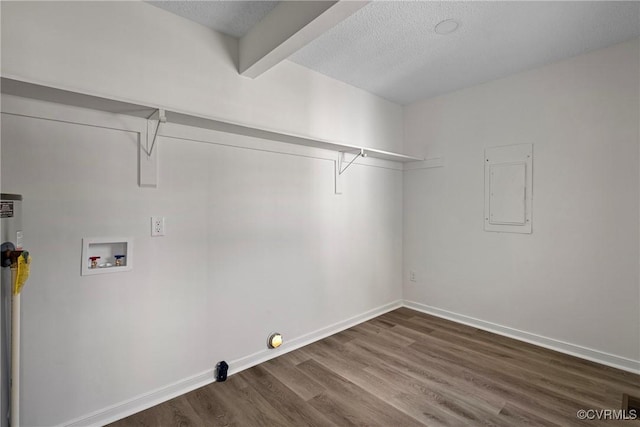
149,1 -> 640,105
149,1 -> 278,38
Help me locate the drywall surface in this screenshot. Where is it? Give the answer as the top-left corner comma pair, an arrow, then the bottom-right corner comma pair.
0,1 -> 403,153
0,97 -> 403,425
404,39 -> 640,365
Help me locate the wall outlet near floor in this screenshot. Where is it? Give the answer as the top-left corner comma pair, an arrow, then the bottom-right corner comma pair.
409,270 -> 417,282
151,216 -> 165,236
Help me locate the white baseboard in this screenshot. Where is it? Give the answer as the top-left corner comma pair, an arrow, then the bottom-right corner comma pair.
64,369 -> 216,427
62,300 -> 403,427
229,300 -> 403,375
403,300 -> 640,374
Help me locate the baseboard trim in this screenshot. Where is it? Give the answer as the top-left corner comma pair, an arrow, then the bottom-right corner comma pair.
64,369 -> 216,427
229,300 -> 403,375
403,300 -> 640,374
62,299 -> 403,426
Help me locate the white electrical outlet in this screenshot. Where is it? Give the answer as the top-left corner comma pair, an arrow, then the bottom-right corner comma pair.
151,216 -> 165,237
409,270 -> 417,282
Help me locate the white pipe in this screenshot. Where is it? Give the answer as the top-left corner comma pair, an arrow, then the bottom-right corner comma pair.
10,267 -> 18,427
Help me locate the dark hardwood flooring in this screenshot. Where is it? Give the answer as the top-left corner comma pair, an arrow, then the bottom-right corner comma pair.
109,308 -> 640,426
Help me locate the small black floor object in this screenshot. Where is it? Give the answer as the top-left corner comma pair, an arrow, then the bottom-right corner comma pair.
216,361 -> 229,382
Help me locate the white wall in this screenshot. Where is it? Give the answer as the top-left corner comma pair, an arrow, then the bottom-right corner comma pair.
0,95 -> 403,426
0,1 -> 403,153
0,2 -> 407,425
404,38 -> 640,368
2,1 -> 638,424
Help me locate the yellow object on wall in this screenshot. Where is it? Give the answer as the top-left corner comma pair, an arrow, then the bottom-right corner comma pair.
14,252 -> 31,295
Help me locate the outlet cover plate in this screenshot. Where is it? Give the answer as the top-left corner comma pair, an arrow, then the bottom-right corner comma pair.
151,216 -> 165,237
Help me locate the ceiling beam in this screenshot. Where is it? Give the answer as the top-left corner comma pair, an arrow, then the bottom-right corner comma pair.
239,1 -> 369,78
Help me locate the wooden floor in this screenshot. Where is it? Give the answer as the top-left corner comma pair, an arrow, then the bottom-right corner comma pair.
110,308 -> 640,426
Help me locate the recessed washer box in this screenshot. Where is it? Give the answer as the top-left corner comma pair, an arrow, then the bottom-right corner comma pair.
81,237 -> 133,276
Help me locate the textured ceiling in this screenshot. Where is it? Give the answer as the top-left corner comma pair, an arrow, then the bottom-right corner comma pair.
290,1 -> 640,104
148,1 -> 278,38
148,1 -> 640,105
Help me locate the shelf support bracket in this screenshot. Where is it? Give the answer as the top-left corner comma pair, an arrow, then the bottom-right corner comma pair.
335,149 -> 368,195
338,149 -> 366,175
143,109 -> 166,157
139,109 -> 165,188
